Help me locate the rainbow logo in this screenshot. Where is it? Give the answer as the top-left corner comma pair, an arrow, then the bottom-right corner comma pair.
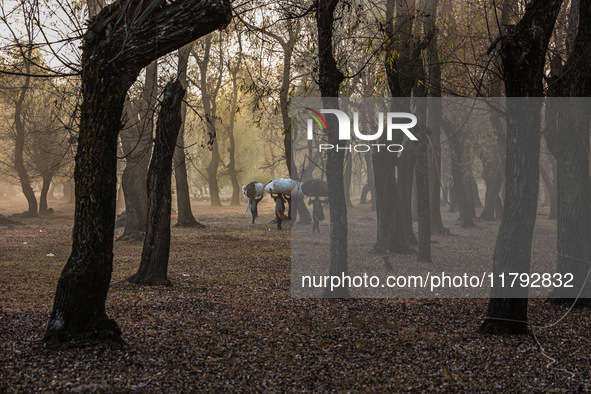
304,107 -> 328,131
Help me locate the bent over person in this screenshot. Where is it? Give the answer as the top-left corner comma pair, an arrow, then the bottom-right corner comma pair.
249,195 -> 263,224
272,193 -> 286,230
309,197 -> 326,233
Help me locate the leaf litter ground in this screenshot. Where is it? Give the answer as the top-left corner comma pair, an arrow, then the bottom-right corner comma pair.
1,199 -> 590,392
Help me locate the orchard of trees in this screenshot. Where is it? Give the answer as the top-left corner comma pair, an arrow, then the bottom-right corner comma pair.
1,0 -> 591,391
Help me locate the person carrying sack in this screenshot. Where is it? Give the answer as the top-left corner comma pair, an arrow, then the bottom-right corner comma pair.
309,197 -> 326,233
272,193 -> 286,230
248,195 -> 263,224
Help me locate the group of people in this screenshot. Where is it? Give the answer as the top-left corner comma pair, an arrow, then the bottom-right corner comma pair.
248,193 -> 327,232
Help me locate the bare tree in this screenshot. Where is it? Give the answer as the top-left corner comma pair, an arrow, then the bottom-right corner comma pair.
193,34 -> 224,206
174,44 -> 202,227
224,32 -> 243,206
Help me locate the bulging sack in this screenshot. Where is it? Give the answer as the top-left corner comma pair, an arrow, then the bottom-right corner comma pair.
302,179 -> 329,197
264,178 -> 304,198
242,182 -> 264,199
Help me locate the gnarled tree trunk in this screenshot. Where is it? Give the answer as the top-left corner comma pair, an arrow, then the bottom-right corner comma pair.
44,0 -> 232,346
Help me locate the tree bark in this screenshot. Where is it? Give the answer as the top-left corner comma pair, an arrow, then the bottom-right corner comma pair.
44,0 -> 232,346
481,0 -> 562,335
316,0 -> 348,298
128,80 -> 184,286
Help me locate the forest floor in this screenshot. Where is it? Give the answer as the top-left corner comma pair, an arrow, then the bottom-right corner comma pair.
1,197 -> 591,392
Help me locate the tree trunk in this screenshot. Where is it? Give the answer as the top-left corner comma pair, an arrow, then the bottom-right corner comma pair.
376,0 -> 420,249
226,51 -> 242,206
14,47 -> 37,218
207,140 -> 222,206
547,0 -> 591,306
119,61 -> 157,241
479,0 -> 512,222
128,80 -> 184,286
481,0 -> 562,335
39,173 -> 53,215
479,160 -> 503,220
174,44 -> 202,227
317,0 -> 348,298
425,0 -> 447,234
194,35 -> 223,208
448,132 -> 473,227
44,0 -> 232,346
47,183 -> 56,201
539,160 -> 557,220
470,176 -> 482,209
61,179 -> 75,204
365,154 -> 376,210
547,102 -> 591,305
343,151 -> 353,208
278,25 -> 299,178
372,133 -> 409,253
415,101 -> 432,263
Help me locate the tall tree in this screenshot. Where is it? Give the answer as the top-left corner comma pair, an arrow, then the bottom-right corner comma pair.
372,0 -> 417,253
193,34 -> 224,207
174,44 -> 202,227
413,48 -> 431,263
425,0 -> 447,234
316,0 -> 348,298
128,80 -> 184,286
13,33 -> 37,217
478,0 -> 515,221
224,33 -> 243,206
480,0 -> 562,335
547,0 -> 591,306
119,61 -> 157,241
44,0 -> 232,346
